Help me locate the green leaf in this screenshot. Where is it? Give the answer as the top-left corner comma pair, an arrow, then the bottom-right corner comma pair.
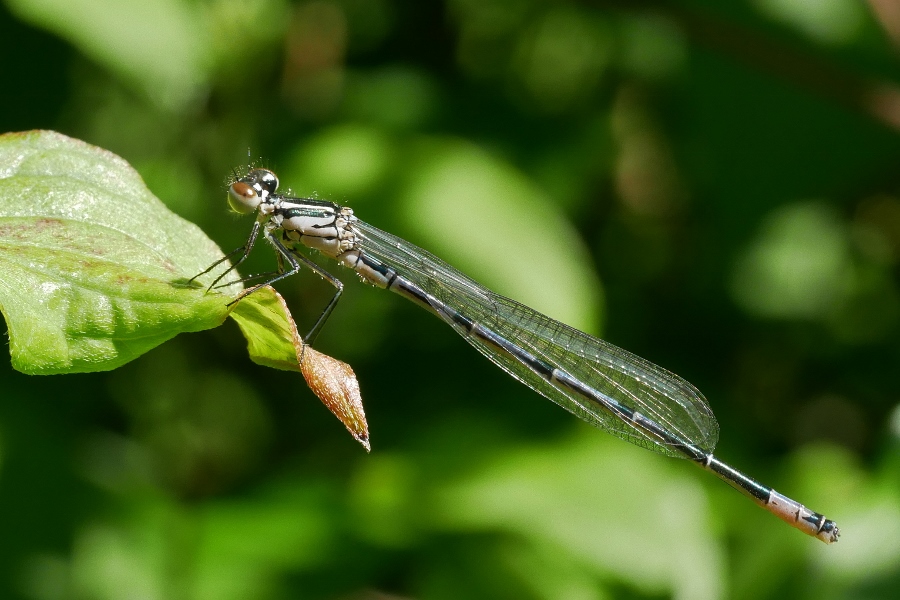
0,130 -> 235,374
230,285 -> 306,373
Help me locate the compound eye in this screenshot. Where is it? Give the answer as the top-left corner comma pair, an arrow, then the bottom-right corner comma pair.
244,168 -> 279,197
256,169 -> 279,196
227,181 -> 261,214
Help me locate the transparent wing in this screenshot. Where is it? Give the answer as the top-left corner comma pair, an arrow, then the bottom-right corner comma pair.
354,220 -> 719,457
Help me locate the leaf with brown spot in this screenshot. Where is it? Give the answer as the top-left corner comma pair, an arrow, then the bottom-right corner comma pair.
0,131 -> 233,373
230,286 -> 369,450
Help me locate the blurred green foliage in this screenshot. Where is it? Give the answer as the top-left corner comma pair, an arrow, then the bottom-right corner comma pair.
2,0 -> 900,598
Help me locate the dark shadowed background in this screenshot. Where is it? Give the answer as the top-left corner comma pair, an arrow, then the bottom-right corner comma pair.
2,0 -> 899,598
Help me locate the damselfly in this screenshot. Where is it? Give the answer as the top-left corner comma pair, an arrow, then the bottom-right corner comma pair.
192,168 -> 840,544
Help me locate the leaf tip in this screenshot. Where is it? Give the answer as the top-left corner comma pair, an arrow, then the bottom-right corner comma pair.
300,346 -> 370,448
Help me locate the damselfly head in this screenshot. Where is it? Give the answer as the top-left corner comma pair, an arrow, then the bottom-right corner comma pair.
227,168 -> 280,214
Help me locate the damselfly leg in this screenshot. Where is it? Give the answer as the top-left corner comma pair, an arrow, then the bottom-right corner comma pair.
188,221 -> 262,291
194,217 -> 344,343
